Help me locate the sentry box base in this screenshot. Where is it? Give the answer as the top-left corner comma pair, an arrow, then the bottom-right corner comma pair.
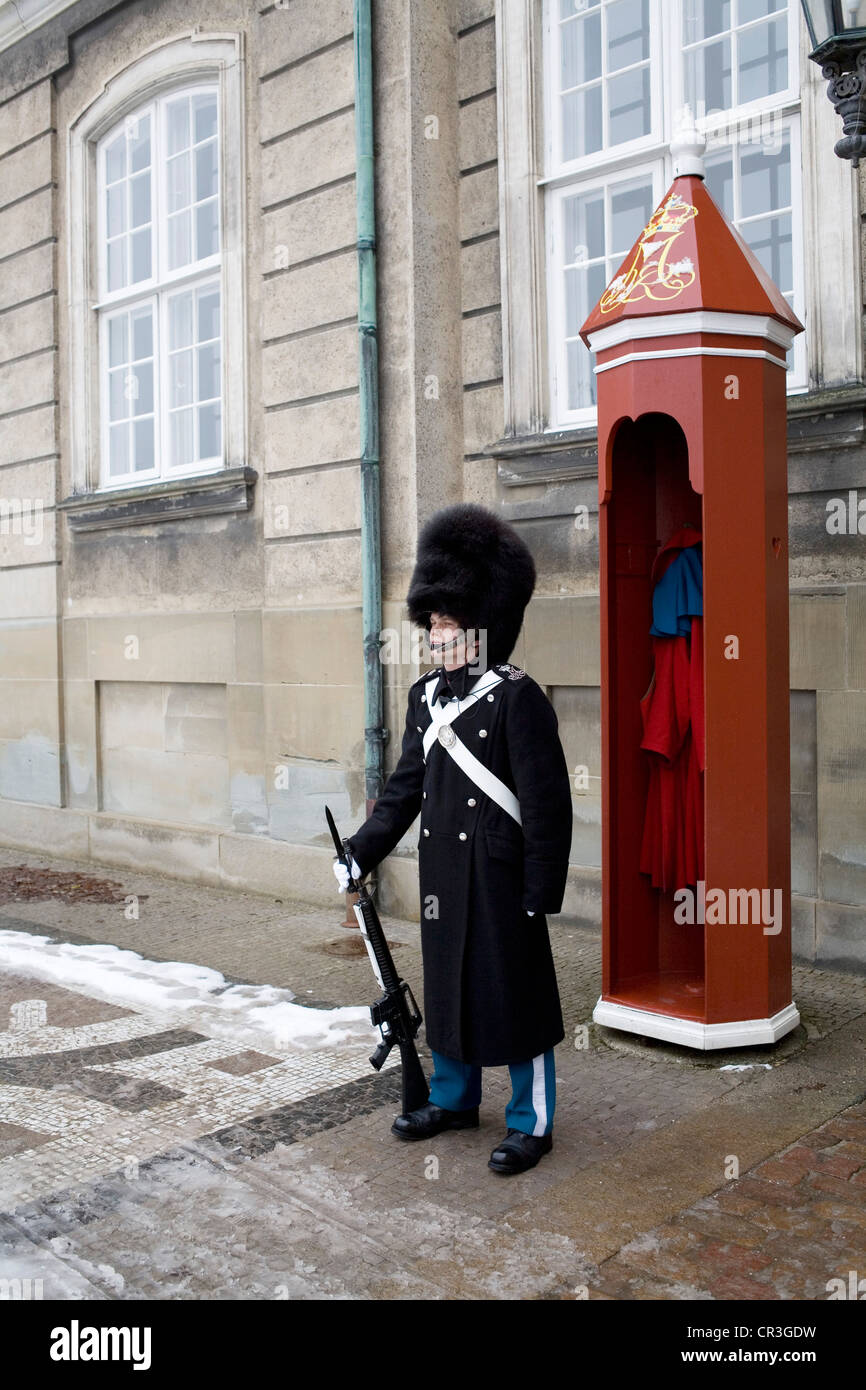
593,994 -> 801,1051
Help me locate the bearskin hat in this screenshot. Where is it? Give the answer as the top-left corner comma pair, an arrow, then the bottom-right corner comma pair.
406,503 -> 536,665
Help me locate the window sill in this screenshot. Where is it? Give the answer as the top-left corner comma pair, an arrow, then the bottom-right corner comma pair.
482,428 -> 600,486
58,466 -> 258,532
484,385 -> 866,486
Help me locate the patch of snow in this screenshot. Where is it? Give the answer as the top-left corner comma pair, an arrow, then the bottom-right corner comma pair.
718,1063 -> 773,1072
0,930 -> 373,1054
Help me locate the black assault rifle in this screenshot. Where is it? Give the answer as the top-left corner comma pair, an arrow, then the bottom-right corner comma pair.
325,805 -> 429,1116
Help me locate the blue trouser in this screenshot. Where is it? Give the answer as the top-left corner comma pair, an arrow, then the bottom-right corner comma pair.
428,1047 -> 556,1137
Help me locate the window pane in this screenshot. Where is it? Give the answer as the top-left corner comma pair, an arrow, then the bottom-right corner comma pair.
130,172 -> 150,229
565,258 -> 607,336
683,0 -> 731,42
167,97 -> 190,156
109,423 -> 130,476
132,361 -> 153,416
560,0 -> 601,16
195,200 -> 219,259
107,239 -> 126,293
737,14 -> 787,104
705,152 -> 735,217
607,0 -> 650,73
134,418 -> 154,471
567,335 -> 597,410
197,287 -> 220,342
105,133 -> 126,184
741,133 -> 790,218
128,114 -> 151,173
168,211 -> 191,270
739,0 -> 786,22
109,368 -> 128,422
195,141 -> 218,202
198,401 -> 221,459
106,184 -> 126,238
610,180 -> 654,254
608,65 -> 651,144
108,315 -> 128,369
197,342 -> 221,401
685,37 -> 732,112
193,93 -> 218,144
562,85 -> 603,160
564,191 -> 605,263
741,212 -> 792,290
171,349 -> 194,408
167,153 -> 190,214
171,409 -> 194,467
562,11 -> 602,88
131,228 -> 151,283
170,292 -> 194,349
132,309 -> 153,361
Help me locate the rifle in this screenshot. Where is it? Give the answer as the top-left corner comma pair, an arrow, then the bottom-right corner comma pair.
325,805 -> 429,1116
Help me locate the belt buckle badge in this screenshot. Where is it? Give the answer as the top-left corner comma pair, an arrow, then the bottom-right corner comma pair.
438,724 -> 456,747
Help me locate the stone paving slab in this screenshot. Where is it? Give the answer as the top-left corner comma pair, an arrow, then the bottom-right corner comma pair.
0,844 -> 864,1300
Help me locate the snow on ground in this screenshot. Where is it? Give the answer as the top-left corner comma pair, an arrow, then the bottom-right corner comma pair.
0,930 -> 374,1054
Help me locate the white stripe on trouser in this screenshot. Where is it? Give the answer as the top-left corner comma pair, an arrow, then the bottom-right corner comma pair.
531,1053 -> 547,1137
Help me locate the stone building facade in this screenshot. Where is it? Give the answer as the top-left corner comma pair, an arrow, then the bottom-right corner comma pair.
0,0 -> 863,964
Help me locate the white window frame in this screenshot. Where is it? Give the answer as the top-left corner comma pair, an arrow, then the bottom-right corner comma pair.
67,33 -> 247,496
546,160 -> 665,427
495,0 -> 863,444
542,0 -> 807,429
547,0 -> 664,180
675,0 -> 802,128
703,111 -> 806,389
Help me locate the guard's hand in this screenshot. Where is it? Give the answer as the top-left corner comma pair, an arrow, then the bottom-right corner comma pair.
333,856 -> 363,892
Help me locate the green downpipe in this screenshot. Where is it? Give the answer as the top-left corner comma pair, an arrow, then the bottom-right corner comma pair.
354,0 -> 386,817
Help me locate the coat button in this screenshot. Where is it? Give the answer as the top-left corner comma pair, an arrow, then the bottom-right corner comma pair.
421,694 -> 426,702
423,828 -> 430,836
487,693 -> 494,701
467,797 -> 476,806
416,725 -> 422,732
423,791 -> 427,798
458,832 -> 467,840
479,729 -> 487,737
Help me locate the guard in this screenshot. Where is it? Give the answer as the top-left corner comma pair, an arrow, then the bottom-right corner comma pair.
333,503 -> 574,1174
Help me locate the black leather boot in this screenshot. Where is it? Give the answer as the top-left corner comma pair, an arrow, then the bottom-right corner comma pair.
488,1128 -> 553,1174
391,1101 -> 480,1140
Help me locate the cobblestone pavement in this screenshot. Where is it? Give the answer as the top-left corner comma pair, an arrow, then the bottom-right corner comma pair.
0,845 -> 864,1300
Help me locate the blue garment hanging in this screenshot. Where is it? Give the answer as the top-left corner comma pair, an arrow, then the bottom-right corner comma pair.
650,545 -> 703,637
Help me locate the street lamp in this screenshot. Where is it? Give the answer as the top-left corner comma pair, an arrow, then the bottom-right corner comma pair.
800,2 -> 866,165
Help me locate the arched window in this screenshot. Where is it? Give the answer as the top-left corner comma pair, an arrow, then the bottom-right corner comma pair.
67,35 -> 246,498
97,87 -> 221,484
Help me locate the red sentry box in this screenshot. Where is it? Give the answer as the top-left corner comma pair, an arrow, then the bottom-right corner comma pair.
580,174 -> 804,1049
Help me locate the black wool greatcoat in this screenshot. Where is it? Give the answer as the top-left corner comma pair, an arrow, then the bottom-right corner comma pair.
345,661 -> 573,1066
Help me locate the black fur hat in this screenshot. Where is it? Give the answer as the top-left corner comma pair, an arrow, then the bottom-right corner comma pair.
406,503 -> 536,665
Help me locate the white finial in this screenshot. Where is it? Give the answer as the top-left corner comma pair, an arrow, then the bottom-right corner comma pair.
671,105 -> 706,180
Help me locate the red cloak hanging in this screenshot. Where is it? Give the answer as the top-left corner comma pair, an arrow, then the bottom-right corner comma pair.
639,528 -> 705,892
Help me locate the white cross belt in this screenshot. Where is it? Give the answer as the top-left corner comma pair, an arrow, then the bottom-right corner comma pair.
422,671 -> 522,827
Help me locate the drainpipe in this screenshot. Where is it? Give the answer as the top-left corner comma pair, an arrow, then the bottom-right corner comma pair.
354,0 -> 386,820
